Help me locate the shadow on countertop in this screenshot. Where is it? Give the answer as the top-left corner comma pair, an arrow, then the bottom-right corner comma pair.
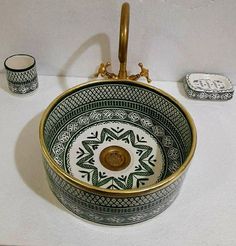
14,113 -> 64,211
177,76 -> 190,99
0,72 -> 10,93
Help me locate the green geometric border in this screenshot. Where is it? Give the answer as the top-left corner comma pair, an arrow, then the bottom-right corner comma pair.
50,108 -> 183,183
67,124 -> 163,189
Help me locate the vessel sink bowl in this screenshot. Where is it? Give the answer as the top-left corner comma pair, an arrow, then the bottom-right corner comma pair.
39,79 -> 196,225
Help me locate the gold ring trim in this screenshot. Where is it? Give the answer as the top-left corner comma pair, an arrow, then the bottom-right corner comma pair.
100,145 -> 131,171
39,79 -> 197,197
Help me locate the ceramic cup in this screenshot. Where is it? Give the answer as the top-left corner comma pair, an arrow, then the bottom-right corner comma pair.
4,54 -> 38,94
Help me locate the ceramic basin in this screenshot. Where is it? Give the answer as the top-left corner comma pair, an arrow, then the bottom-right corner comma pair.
39,79 -> 196,225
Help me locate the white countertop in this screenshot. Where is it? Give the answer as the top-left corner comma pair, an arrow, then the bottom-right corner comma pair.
0,74 -> 236,246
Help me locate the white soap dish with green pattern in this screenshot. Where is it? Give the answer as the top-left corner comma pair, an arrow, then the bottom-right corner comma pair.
184,73 -> 234,100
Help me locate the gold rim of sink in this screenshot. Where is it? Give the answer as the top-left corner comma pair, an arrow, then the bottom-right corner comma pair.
39,79 -> 197,197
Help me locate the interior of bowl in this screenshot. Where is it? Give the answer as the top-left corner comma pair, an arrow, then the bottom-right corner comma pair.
43,80 -> 193,190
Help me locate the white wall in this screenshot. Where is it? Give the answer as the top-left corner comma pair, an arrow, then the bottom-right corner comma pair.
0,0 -> 236,83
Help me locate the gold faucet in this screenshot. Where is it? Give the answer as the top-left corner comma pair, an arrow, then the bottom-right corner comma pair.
95,2 -> 151,83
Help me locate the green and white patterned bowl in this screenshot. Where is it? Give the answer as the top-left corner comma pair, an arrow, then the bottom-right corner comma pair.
39,79 -> 197,225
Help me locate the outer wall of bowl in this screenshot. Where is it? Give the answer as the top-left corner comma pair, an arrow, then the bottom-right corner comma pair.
43,157 -> 186,226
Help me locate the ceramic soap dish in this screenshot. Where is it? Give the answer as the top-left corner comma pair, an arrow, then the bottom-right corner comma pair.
184,73 -> 234,100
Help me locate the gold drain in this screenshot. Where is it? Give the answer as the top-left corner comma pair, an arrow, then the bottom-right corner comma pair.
99,146 -> 131,171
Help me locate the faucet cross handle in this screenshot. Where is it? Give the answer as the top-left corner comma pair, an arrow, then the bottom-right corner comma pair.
95,62 -> 117,79
128,63 -> 152,83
